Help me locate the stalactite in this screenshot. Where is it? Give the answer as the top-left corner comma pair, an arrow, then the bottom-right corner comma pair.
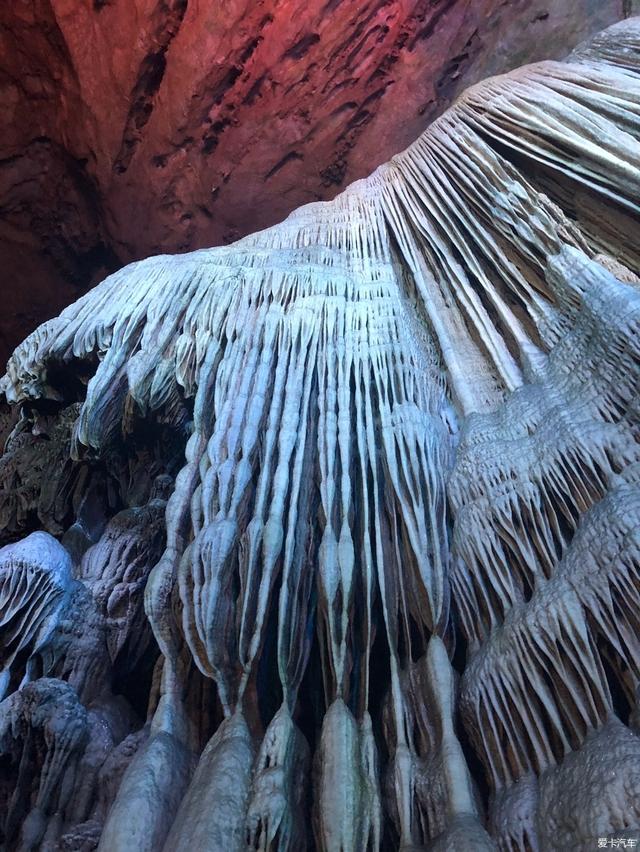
1,16 -> 640,851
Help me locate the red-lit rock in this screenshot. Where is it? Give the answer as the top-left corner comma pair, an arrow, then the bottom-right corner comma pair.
0,0 -> 635,360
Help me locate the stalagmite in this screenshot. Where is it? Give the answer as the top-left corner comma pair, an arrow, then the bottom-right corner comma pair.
1,16 -> 640,850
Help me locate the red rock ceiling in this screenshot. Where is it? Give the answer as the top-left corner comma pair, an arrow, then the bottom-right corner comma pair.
0,0 -> 635,362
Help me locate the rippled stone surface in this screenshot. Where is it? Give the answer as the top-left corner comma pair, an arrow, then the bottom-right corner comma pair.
1,0 -> 638,360
1,17 -> 640,851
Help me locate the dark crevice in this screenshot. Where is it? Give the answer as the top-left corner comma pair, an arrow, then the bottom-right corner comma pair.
242,73 -> 268,106
113,0 -> 189,174
409,0 -> 459,49
202,118 -> 232,155
283,33 -> 321,61
264,151 -> 303,181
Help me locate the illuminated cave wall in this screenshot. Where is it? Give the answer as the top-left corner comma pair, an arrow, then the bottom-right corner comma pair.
1,17 -> 640,850
0,0 -> 638,361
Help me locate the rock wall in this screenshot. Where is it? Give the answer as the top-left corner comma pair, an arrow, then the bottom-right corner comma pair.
1,0 -> 639,361
1,15 -> 640,852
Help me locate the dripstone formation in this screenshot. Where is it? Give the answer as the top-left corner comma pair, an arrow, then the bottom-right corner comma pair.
2,0 -> 636,364
1,18 -> 640,851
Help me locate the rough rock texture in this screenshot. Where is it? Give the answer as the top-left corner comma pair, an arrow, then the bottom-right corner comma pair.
1,15 -> 640,852
2,0 -> 640,362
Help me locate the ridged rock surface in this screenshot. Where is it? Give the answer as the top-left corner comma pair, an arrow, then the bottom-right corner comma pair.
1,15 -> 640,852
1,0 -> 639,361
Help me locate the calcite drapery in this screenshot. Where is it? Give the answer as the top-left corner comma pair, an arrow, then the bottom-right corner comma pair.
1,17 -> 640,851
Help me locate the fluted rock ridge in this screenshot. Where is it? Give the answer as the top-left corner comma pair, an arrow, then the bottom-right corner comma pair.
1,17 -> 640,851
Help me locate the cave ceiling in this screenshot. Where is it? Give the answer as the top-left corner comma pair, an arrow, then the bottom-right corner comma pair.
0,0 -> 637,362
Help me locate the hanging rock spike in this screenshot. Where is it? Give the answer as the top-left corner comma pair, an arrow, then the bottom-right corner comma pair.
1,16 -> 640,850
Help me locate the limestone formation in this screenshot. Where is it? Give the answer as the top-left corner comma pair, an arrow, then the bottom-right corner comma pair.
1,17 -> 640,851
2,0 -> 636,366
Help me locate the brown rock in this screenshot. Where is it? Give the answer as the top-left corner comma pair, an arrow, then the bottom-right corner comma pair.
0,0 -> 637,361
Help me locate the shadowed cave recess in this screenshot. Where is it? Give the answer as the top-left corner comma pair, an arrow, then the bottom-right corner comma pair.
2,6 -> 640,852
